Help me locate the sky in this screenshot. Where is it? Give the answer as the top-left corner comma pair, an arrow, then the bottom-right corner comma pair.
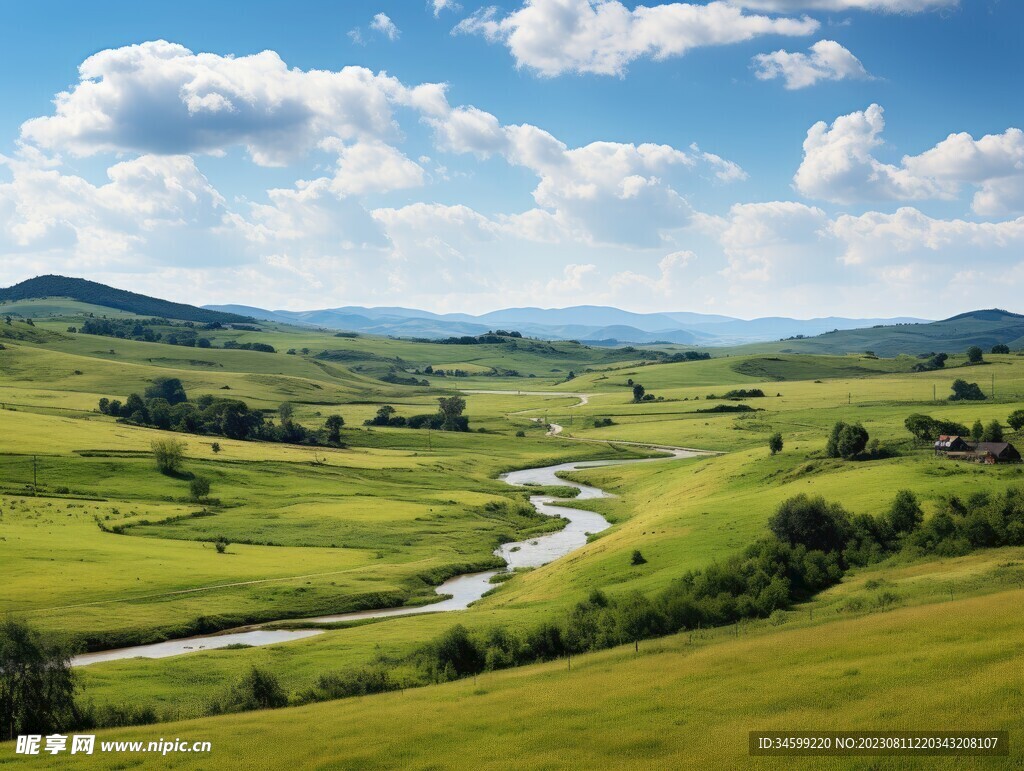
0,0 -> 1021,319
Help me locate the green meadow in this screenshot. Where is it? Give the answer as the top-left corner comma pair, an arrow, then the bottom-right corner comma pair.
2,299 -> 1023,765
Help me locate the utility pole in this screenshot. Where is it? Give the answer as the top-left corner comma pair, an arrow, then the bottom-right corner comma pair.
992,373 -> 995,399
933,384 -> 936,402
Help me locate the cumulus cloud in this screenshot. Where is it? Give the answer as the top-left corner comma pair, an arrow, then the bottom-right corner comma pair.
796,105 -> 1024,215
794,104 -> 950,203
753,40 -> 869,89
455,0 -> 818,77
319,140 -> 425,197
20,41 -> 426,165
902,128 -> 1024,217
831,207 -> 1024,265
0,151 -> 243,268
370,13 -> 401,40
423,104 -> 745,246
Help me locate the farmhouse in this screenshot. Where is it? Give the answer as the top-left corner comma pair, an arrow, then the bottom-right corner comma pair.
944,440 -> 1022,464
973,442 -> 1022,464
934,435 -> 971,454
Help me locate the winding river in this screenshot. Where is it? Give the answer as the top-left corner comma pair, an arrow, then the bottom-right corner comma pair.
72,444 -> 702,667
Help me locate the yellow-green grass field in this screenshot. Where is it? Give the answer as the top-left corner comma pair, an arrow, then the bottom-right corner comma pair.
3,583 -> 1021,769
3,305 -> 1024,760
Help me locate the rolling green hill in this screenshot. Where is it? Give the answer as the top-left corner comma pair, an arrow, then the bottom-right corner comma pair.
0,275 -> 253,324
752,309 -> 1024,357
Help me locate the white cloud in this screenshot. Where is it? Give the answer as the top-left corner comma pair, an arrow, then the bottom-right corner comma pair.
701,200 -> 832,282
733,0 -> 956,10
795,105 -> 1024,215
20,41 -> 423,166
425,105 -> 745,247
609,250 -> 694,294
0,151 -> 243,268
432,0 -> 461,17
902,128 -> 1024,217
370,13 -> 401,41
319,140 -> 425,196
794,104 -> 950,203
753,40 -> 869,89
455,0 -> 818,77
831,207 -> 1024,266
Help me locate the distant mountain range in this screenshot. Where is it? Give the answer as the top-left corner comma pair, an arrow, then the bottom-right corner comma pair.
9,275 -> 1020,356
204,303 -> 928,346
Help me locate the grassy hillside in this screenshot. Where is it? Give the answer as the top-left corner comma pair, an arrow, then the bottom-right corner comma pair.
736,309 -> 1024,357
4,582 -> 1021,768
3,293 -> 1024,767
0,275 -> 252,323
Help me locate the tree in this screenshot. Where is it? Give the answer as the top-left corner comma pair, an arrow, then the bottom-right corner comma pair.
190,476 -> 211,501
632,383 -> 645,402
630,550 -> 647,565
215,536 -> 230,554
0,618 -> 79,741
992,344 -> 1010,354
1008,410 -> 1024,432
826,422 -> 869,459
971,419 -> 984,442
211,441 -> 222,454
904,413 -> 936,442
278,402 -> 294,423
982,420 -> 1004,443
768,432 -> 784,456
885,490 -> 923,535
966,346 -> 984,364
151,437 -> 186,475
437,396 -> 467,432
950,379 -> 986,401
324,414 -> 345,444
218,667 -> 288,712
144,377 -> 187,405
768,494 -> 852,553
367,405 -> 397,426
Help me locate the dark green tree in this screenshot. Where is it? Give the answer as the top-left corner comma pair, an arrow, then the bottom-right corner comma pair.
0,619 -> 78,741
768,432 -> 784,455
950,379 -> 986,401
190,476 -> 211,501
324,414 -> 345,444
966,346 -> 984,364
632,383 -> 645,402
144,377 -> 187,405
437,396 -> 467,432
971,419 -> 984,442
885,490 -> 923,535
982,420 -> 1004,443
991,344 -> 1010,354
768,494 -> 852,553
826,422 -> 869,459
1008,410 -> 1024,432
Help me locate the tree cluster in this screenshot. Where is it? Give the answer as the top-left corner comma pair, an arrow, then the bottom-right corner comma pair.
364,397 -> 470,432
98,379 -> 343,445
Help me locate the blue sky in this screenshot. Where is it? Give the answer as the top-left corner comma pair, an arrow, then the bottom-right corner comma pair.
0,0 -> 1021,318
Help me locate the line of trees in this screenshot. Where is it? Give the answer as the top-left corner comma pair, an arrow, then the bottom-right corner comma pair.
364,397 -> 470,432
97,378 -> 344,445
72,317 -> 274,352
